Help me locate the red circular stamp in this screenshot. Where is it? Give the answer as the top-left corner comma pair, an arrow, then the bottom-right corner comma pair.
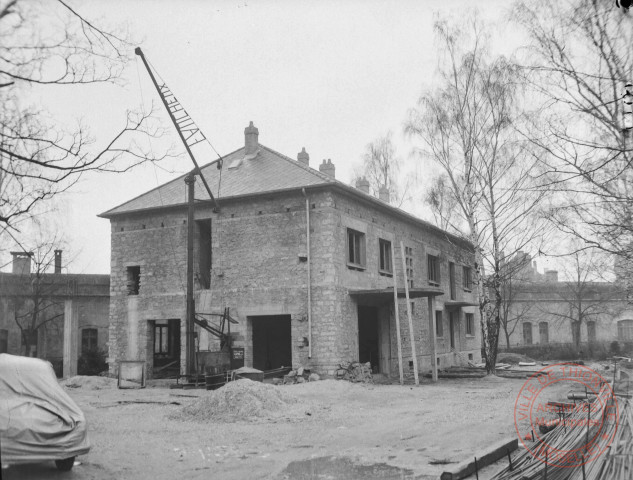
514,363 -> 619,468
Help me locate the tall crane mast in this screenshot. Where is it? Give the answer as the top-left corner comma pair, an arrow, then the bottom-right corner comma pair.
134,47 -> 220,377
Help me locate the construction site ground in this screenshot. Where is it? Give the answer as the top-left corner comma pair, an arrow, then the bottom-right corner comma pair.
3,372 -> 579,480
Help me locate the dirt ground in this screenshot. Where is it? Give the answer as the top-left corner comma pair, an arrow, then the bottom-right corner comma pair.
3,372 -> 578,480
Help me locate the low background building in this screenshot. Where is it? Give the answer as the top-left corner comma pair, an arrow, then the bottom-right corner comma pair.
0,251 -> 109,376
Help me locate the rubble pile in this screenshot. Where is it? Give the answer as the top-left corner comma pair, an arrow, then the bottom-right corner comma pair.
61,375 -> 117,390
171,379 -> 298,422
336,361 -> 373,383
280,366 -> 320,385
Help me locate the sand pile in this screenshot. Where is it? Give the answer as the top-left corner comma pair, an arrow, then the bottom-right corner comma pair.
171,379 -> 298,422
61,375 -> 117,390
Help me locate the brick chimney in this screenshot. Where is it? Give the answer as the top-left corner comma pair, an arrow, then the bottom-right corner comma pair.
319,159 -> 335,178
355,177 -> 370,194
244,121 -> 259,155
378,185 -> 390,203
545,270 -> 558,282
297,147 -> 309,166
11,252 -> 33,275
54,249 -> 62,274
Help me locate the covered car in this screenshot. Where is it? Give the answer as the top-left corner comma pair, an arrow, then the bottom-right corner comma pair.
0,354 -> 90,471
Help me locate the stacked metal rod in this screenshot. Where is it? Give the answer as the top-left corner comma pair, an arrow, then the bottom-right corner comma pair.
492,385 -> 629,480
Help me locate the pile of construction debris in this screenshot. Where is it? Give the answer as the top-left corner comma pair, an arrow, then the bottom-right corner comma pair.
61,375 -> 117,390
278,366 -> 320,385
171,379 -> 298,423
335,361 -> 373,383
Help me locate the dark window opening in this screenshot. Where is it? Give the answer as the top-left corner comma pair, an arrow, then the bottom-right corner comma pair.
347,228 -> 366,268
449,262 -> 456,300
81,328 -> 98,354
405,246 -> 414,288
466,313 -> 475,336
197,219 -> 212,289
618,320 -> 633,341
379,239 -> 392,274
463,266 -> 473,291
523,322 -> 533,345
435,311 -> 443,337
127,266 -> 140,295
539,322 -> 549,344
0,329 -> 7,354
587,321 -> 596,343
428,255 -> 440,286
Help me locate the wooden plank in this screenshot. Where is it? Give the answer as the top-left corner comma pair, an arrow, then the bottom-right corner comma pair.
391,241 -> 404,385
400,241 -> 419,386
428,295 -> 438,382
440,438 -> 518,480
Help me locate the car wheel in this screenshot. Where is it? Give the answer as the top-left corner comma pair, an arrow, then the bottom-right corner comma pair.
55,457 -> 76,471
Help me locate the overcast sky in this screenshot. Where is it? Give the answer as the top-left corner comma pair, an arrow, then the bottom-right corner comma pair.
9,0 -> 552,275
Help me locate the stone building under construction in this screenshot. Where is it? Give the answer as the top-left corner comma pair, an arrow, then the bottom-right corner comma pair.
100,123 -> 481,377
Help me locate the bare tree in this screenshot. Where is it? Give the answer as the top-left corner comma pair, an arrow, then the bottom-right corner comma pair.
425,173 -> 463,234
352,131 -> 411,207
537,249 -> 622,351
0,0 -> 167,234
512,0 -> 633,297
499,254 -> 535,349
405,16 -> 551,373
10,238 -> 67,357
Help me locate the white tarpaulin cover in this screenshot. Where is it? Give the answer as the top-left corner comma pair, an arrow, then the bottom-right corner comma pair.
0,354 -> 90,464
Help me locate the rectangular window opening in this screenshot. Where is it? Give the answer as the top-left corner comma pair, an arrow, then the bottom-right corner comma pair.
378,239 -> 392,275
428,255 -> 440,286
127,266 -> 141,295
466,313 -> 475,336
347,228 -> 366,269
463,266 -> 473,291
449,262 -> 456,300
81,328 -> 98,354
405,246 -> 414,288
435,311 -> 444,337
197,219 -> 212,289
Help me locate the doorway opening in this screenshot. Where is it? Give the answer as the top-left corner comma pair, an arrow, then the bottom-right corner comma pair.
151,319 -> 181,377
251,315 -> 291,371
358,306 -> 380,372
449,311 -> 457,350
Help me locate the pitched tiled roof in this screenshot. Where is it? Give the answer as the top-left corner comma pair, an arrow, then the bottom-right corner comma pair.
100,145 -> 335,217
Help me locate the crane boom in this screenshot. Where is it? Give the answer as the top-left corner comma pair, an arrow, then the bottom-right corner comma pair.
134,47 -> 220,212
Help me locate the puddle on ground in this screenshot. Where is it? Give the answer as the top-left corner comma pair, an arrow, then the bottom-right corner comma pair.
280,456 -> 417,479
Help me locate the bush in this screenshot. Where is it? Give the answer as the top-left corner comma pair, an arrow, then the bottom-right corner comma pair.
77,348 -> 107,376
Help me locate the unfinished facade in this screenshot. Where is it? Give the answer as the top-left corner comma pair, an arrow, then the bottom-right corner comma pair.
101,123 -> 481,377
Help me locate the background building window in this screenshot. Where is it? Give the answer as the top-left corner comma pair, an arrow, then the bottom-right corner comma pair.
81,328 -> 98,354
465,313 -> 475,336
618,320 -> 633,341
523,322 -> 533,345
378,239 -> 392,274
463,266 -> 472,291
127,266 -> 141,295
539,322 -> 549,344
428,255 -> 440,286
587,321 -> 596,343
347,229 -> 366,268
405,246 -> 414,288
435,311 -> 443,337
